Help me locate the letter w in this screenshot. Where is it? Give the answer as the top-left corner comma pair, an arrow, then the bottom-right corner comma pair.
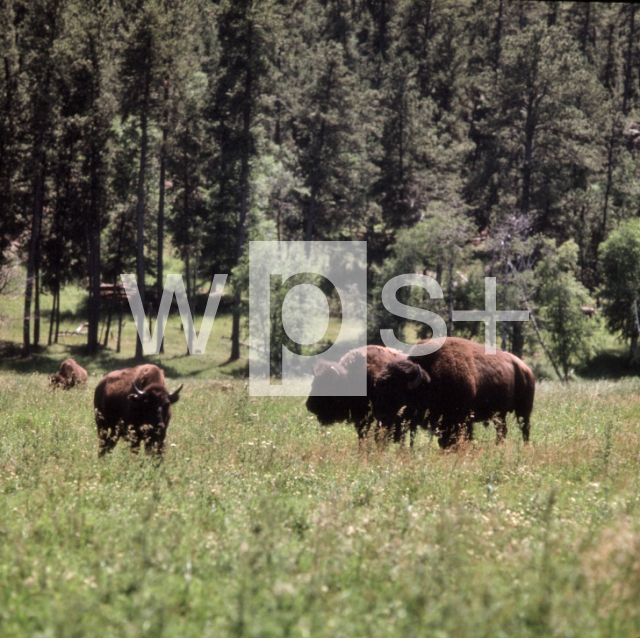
121,274 -> 228,355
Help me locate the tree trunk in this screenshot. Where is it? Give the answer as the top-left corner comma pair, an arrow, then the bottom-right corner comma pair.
601,118 -> 616,242
134,67 -> 152,361
182,138 -> 193,354
502,242 -> 509,351
494,0 -> 504,70
305,117 -> 326,242
622,5 -> 636,115
34,256 -> 40,348
580,2 -> 590,55
86,70 -> 102,357
447,261 -> 454,337
185,250 -> 193,354
511,322 -> 524,359
55,285 -> 61,343
230,22 -> 254,362
48,283 -> 57,346
103,294 -> 113,348
116,304 -> 123,353
157,78 -> 168,354
86,138 -> 101,355
22,161 -> 46,357
305,181 -> 319,243
521,96 -> 535,216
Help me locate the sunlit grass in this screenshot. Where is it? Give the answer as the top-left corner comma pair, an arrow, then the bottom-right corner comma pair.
2,285 -> 640,636
1,371 -> 640,637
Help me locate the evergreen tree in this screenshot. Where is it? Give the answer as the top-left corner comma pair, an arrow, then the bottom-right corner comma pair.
19,0 -> 66,357
599,219 -> 640,364
210,0 -> 279,361
468,22 -> 606,235
535,239 -> 595,381
0,1 -> 26,267
119,0 -> 167,359
60,0 -> 117,353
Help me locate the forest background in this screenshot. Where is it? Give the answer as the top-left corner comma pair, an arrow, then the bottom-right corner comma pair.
3,0 -> 640,379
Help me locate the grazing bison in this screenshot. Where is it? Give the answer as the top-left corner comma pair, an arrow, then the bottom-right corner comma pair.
373,337 -> 535,449
50,358 -> 88,389
306,345 -> 409,443
94,364 -> 182,456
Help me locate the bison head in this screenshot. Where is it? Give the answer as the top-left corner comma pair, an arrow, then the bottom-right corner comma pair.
128,382 -> 183,430
372,359 -> 430,429
49,373 -> 67,388
305,359 -> 360,426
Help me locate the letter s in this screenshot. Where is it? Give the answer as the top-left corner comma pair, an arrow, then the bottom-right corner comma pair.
380,274 -> 447,355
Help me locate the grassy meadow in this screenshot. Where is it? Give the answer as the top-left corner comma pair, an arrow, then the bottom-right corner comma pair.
1,287 -> 640,636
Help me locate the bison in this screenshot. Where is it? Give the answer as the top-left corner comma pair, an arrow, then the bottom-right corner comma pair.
50,358 -> 88,389
305,345 -> 410,443
372,337 -> 535,449
94,364 -> 182,456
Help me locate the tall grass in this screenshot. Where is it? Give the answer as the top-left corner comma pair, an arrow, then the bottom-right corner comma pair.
2,287 -> 640,636
1,371 -> 640,637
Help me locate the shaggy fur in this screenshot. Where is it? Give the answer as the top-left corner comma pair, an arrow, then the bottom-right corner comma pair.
49,358 -> 88,389
373,337 -> 535,448
93,364 -> 181,456
306,345 -> 407,443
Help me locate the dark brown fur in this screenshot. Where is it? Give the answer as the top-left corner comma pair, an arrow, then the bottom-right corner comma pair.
306,345 -> 408,443
373,337 -> 535,448
49,358 -> 88,389
93,364 -> 181,456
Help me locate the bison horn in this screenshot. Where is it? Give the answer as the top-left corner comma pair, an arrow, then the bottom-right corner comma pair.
169,384 -> 183,400
407,365 -> 423,390
131,381 -> 144,395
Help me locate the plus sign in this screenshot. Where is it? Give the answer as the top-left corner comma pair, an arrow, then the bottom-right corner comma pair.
452,278 -> 529,354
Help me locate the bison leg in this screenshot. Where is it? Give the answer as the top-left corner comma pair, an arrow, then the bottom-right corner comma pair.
437,427 -> 457,449
409,425 -> 417,448
96,412 -> 120,457
373,421 -> 393,445
520,416 -> 531,443
356,417 -> 381,447
144,426 -> 167,456
125,423 -> 143,454
437,420 -> 469,449
393,420 -> 407,446
494,413 -> 508,444
98,430 -> 119,456
356,419 -> 372,444
464,420 -> 474,442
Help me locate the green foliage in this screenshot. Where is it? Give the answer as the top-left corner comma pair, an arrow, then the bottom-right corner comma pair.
6,0 -> 640,362
369,204 -> 474,343
599,219 -> 640,362
536,240 -> 596,381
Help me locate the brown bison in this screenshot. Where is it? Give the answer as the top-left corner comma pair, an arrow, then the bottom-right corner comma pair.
372,337 -> 535,449
306,345 -> 409,443
94,364 -> 182,456
50,358 -> 88,388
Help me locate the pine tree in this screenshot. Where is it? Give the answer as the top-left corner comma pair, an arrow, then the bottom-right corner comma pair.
210,0 -> 279,361
119,0 -> 167,359
19,0 -> 66,357
0,1 -> 25,267
599,219 -> 640,364
535,239 -> 595,381
467,22 -> 606,239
